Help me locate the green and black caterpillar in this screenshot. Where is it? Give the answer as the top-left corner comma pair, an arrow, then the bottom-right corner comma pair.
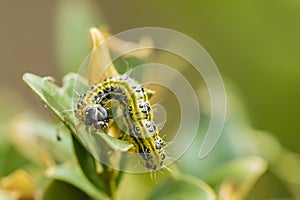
74,74 -> 166,170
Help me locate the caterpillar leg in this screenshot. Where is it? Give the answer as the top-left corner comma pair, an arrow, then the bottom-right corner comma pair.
144,88 -> 155,99
95,121 -> 108,130
75,121 -> 92,134
75,121 -> 84,133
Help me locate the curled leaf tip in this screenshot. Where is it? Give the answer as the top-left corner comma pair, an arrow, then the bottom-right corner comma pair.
89,27 -> 106,49
87,27 -> 118,85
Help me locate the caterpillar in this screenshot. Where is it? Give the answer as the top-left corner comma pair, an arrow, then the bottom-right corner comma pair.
74,74 -> 166,170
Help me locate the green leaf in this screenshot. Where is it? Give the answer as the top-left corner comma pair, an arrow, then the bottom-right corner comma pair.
8,117 -> 73,166
71,133 -> 107,192
148,175 -> 216,200
0,127 -> 29,177
43,180 -> 89,200
272,150 -> 300,198
94,131 -> 133,152
22,73 -> 76,132
46,164 -> 108,200
207,156 -> 267,199
113,56 -> 148,76
23,73 -> 133,153
23,72 -> 135,195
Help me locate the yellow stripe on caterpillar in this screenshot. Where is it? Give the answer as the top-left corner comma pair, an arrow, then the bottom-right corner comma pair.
74,74 -> 166,170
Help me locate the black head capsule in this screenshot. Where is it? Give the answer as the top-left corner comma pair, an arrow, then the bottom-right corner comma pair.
85,105 -> 109,130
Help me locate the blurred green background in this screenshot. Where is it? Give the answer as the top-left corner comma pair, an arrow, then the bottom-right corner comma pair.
1,0 -> 300,199
2,0 -> 299,153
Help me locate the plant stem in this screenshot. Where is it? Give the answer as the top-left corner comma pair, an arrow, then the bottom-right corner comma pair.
101,165 -> 118,200
109,171 -> 117,200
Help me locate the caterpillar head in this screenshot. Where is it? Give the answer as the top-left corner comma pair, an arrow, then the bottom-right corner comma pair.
84,105 -> 109,130
75,100 -> 109,130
